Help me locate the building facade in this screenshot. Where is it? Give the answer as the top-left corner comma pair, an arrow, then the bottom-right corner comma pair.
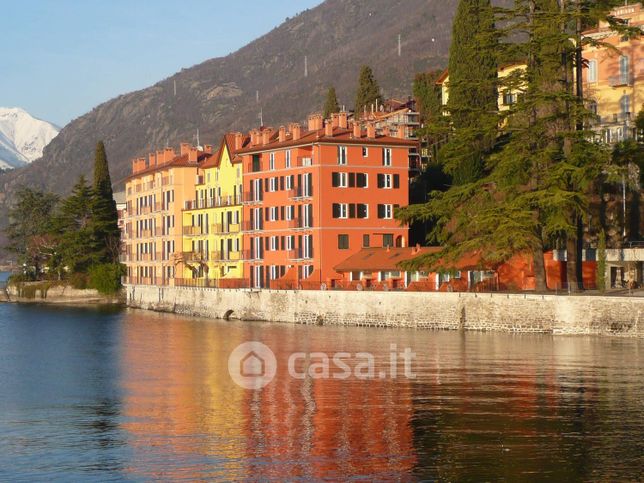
123,145 -> 210,286
238,112 -> 416,289
180,136 -> 246,286
582,3 -> 643,143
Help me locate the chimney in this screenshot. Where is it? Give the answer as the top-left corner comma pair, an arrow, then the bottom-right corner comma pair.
307,113 -> 322,131
204,144 -> 213,154
278,125 -> 286,142
180,142 -> 190,156
148,152 -> 156,167
339,111 -> 348,129
331,113 -> 340,128
261,128 -> 273,145
366,123 -> 376,139
164,147 -> 175,162
352,121 -> 361,138
188,147 -> 198,162
324,120 -> 333,137
250,129 -> 260,146
234,132 -> 243,151
291,123 -> 301,141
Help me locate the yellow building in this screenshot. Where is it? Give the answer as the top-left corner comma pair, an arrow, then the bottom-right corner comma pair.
437,62 -> 527,113
123,144 -> 212,286
180,134 -> 246,286
582,2 -> 643,143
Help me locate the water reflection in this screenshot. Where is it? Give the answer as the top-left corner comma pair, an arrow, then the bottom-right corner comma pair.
0,303 -> 642,481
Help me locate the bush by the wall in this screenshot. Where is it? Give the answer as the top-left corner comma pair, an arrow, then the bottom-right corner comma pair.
88,263 -> 126,295
69,272 -> 89,290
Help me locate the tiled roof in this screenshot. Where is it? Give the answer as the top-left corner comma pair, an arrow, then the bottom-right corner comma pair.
127,151 -> 211,180
200,133 -> 251,169
236,127 -> 416,154
334,247 -> 442,272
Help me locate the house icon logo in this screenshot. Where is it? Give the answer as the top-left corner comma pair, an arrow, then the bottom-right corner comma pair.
228,341 -> 277,389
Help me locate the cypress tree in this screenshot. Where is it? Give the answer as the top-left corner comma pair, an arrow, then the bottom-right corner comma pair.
354,65 -> 383,118
323,86 -> 340,119
443,0 -> 498,185
90,141 -> 120,263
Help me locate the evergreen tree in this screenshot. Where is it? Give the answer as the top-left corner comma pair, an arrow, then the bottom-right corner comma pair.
323,86 -> 340,119
399,0 -> 619,291
5,187 -> 59,277
90,141 -> 120,263
55,176 -> 98,273
442,0 -> 498,184
354,65 -> 383,118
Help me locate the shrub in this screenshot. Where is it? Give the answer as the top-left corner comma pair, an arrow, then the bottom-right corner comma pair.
68,272 -> 89,290
88,263 -> 126,295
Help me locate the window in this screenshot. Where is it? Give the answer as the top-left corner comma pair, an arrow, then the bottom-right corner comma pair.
620,95 -> 631,117
270,236 -> 278,251
285,236 -> 294,251
269,152 -> 275,170
619,55 -> 630,84
338,146 -> 348,165
502,91 -> 517,106
332,172 -> 349,188
588,60 -> 597,83
377,204 -> 393,219
383,234 -> 394,247
357,173 -> 368,188
333,203 -> 349,219
378,174 -> 393,189
285,205 -> 294,221
362,147 -> 368,157
302,173 -> 312,197
383,148 -> 392,166
285,150 -> 291,168
362,234 -> 370,247
357,203 -> 368,219
269,177 -> 277,192
285,175 -> 292,190
338,234 -> 349,250
252,154 -> 261,172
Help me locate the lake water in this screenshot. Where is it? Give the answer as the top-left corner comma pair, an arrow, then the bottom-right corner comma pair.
0,299 -> 642,481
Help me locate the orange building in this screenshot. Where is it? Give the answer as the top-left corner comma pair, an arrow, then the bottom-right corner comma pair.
123,144 -> 212,285
237,112 -> 417,289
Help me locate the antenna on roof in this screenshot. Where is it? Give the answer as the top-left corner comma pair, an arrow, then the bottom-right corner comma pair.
256,90 -> 259,103
173,80 -> 177,96
398,34 -> 401,57
259,108 -> 264,127
304,55 -> 308,77
196,129 -> 202,149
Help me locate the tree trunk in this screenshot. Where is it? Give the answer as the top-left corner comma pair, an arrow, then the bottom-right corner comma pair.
533,244 -> 547,292
566,236 -> 579,292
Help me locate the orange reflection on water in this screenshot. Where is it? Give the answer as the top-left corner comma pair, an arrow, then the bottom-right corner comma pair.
118,312 -> 417,480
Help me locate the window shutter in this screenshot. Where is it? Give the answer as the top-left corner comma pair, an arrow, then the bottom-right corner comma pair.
349,173 -> 356,187
280,206 -> 285,220
308,174 -> 313,195
332,172 -> 339,187
349,204 -> 356,218
358,204 -> 367,219
377,174 -> 384,188
333,203 -> 340,218
393,174 -> 400,188
264,207 -> 269,221
280,176 -> 284,190
264,178 -> 268,191
378,204 -> 385,219
357,173 -> 367,187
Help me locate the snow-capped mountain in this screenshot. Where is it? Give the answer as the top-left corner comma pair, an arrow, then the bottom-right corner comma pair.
0,107 -> 59,170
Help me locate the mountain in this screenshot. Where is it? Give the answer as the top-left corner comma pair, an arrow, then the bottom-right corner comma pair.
0,108 -> 59,171
0,0 -> 457,207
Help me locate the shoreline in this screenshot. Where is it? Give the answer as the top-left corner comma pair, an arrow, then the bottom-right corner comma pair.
125,284 -> 644,338
2,283 -> 123,305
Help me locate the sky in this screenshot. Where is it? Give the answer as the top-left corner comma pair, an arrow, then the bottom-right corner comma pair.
0,0 -> 321,127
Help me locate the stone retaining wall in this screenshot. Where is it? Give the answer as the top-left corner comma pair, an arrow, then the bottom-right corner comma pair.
125,285 -> 643,337
6,283 -> 121,305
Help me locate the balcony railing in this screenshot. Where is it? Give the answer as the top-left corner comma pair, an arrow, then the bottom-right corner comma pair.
287,187 -> 313,200
210,251 -> 243,262
183,225 -> 207,236
609,74 -> 634,87
182,251 -> 209,262
242,191 -> 262,205
243,250 -> 263,261
287,218 -> 313,230
184,195 -> 243,210
242,221 -> 263,232
287,249 -> 313,261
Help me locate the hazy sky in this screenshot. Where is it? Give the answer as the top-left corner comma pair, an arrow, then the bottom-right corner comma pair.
1,0 -> 321,127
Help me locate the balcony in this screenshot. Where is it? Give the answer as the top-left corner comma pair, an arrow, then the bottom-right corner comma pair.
287,249 -> 312,261
182,251 -> 209,262
287,187 -> 313,200
184,195 -> 243,210
211,251 -> 242,262
242,191 -> 262,205
183,225 -> 207,236
242,221 -> 263,233
609,74 -> 634,87
287,218 -> 313,230
243,250 -> 263,261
